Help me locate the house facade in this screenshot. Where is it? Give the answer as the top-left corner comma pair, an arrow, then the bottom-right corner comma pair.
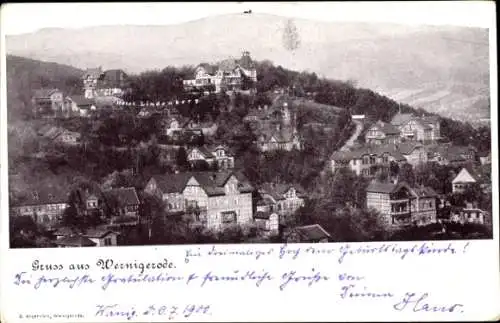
83,68 -> 128,99
11,189 -> 69,228
95,69 -> 128,97
366,181 -> 437,229
391,113 -> 441,143
64,95 -> 97,117
183,51 -> 257,93
365,120 -> 401,145
32,89 -> 64,118
427,145 -> 476,166
103,187 -> 140,224
286,224 -> 331,243
450,204 -> 490,225
83,67 -> 103,99
253,209 -> 280,235
144,171 -> 254,230
85,229 -> 120,246
330,145 -> 407,176
452,167 -> 480,193
253,103 -> 302,152
163,116 -> 187,136
187,145 -> 235,169
54,130 -> 81,146
398,142 -> 427,166
258,183 -> 306,217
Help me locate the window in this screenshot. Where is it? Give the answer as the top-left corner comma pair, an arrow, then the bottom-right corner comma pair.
221,211 -> 237,224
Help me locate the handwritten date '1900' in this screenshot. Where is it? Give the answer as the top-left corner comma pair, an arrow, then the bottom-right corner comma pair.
95,303 -> 211,321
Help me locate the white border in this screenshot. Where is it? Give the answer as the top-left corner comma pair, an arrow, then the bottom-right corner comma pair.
1,2 -> 498,322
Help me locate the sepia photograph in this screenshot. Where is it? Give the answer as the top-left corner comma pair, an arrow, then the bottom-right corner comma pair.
4,2 -> 493,249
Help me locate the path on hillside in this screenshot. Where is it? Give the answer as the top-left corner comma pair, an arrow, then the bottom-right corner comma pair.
339,119 -> 363,152
320,118 -> 363,176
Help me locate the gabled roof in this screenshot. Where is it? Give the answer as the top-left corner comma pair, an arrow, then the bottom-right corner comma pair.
238,54 -> 256,70
366,181 -> 412,194
411,186 -> 438,198
43,126 -> 65,140
452,166 -> 488,185
396,142 -> 424,155
12,186 -> 69,207
188,145 -> 233,159
254,211 -> 273,220
103,187 -> 140,207
391,113 -> 436,130
330,144 -> 408,162
197,63 -> 217,75
218,58 -> 238,72
53,227 -> 75,237
33,89 -> 61,99
293,224 -> 331,241
97,69 -> 128,88
259,183 -> 307,201
188,146 -> 214,159
151,171 -> 253,196
83,67 -> 103,79
85,228 -> 119,239
391,113 -> 415,126
257,125 -> 297,144
433,145 -> 474,162
257,196 -> 276,206
421,115 -> 440,125
411,118 -> 433,130
55,235 -> 96,247
369,121 -> 400,135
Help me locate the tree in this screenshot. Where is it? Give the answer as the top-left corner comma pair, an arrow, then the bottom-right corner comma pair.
398,163 -> 416,186
175,146 -> 190,171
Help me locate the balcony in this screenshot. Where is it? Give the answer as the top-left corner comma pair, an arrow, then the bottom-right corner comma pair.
390,210 -> 411,217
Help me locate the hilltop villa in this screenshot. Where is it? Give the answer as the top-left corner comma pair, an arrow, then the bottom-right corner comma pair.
183,51 -> 257,93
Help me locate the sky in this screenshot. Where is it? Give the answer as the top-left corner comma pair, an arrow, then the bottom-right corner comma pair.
0,1 -> 495,36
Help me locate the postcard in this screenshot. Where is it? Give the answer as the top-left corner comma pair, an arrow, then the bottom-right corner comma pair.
0,1 -> 498,322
